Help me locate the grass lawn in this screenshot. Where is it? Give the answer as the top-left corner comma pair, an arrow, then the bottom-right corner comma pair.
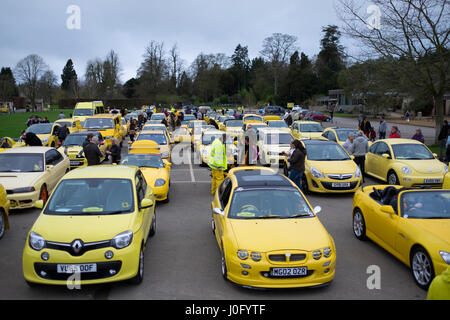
0,110 -> 72,139
427,144 -> 440,155
324,112 -> 357,118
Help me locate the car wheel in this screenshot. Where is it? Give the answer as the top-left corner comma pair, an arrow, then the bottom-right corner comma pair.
129,245 -> 144,285
411,247 -> 435,290
0,212 -> 5,239
149,212 -> 156,238
162,193 -> 170,204
388,171 -> 400,185
353,209 -> 367,241
221,250 -> 228,280
39,185 -> 48,205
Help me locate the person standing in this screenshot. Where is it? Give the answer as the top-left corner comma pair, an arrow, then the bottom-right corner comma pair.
351,131 -> 369,183
83,133 -> 94,149
106,138 -> 121,164
84,135 -> 103,166
282,140 -> 306,191
208,133 -> 227,196
379,117 -> 387,140
360,116 -> 372,138
446,128 -> 450,164
58,111 -> 66,119
242,135 -> 258,166
411,129 -> 425,144
57,124 -> 70,145
438,120 -> 449,160
389,126 -> 402,138
342,133 -> 355,154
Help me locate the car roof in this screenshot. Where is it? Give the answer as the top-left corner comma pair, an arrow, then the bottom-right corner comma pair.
232,168 -> 295,188
140,130 -> 166,135
2,146 -> 53,154
63,165 -> 138,180
381,139 -> 424,145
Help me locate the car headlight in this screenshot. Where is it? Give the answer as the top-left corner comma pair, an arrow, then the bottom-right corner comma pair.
355,167 -> 361,178
312,250 -> 322,260
111,230 -> 133,249
155,179 -> 166,187
161,152 -> 169,157
440,251 -> 450,265
12,186 -> 35,193
402,167 -> 412,175
250,252 -> 262,262
76,150 -> 85,158
237,250 -> 249,260
311,167 -> 325,179
29,232 -> 45,251
323,248 -> 332,258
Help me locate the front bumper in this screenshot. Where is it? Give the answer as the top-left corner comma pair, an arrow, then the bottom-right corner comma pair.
306,175 -> 362,193
225,254 -> 336,289
22,236 -> 141,285
7,190 -> 40,210
399,174 -> 445,188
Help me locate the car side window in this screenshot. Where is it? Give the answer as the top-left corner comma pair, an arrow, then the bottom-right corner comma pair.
218,178 -> 230,201
135,173 -> 146,206
221,182 -> 233,208
52,150 -> 63,165
369,142 -> 379,154
376,142 -> 390,156
45,150 -> 57,165
322,131 -> 329,139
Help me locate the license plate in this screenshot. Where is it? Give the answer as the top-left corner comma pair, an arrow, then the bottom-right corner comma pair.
270,267 -> 307,277
57,263 -> 97,274
424,179 -> 441,184
332,182 -> 351,188
70,161 -> 81,166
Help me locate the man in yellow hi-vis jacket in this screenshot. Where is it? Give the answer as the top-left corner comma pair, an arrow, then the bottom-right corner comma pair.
208,133 -> 228,195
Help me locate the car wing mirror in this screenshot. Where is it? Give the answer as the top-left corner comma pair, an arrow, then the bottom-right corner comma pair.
313,206 -> 322,214
382,154 -> 391,159
213,208 -> 224,216
141,198 -> 154,209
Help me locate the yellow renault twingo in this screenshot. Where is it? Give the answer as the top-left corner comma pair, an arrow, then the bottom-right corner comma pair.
22,165 -> 156,286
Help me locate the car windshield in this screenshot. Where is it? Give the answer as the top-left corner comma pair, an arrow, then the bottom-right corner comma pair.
120,154 -> 164,168
26,124 -> 53,134
202,134 -> 230,145
151,114 -> 165,120
143,126 -> 166,131
184,115 -> 196,121
306,143 -> 351,161
44,179 -> 134,215
228,189 -> 314,219
57,121 -> 72,128
73,109 -> 93,116
336,130 -> 361,142
392,144 -> 434,160
300,124 -> 323,133
137,134 -> 167,145
265,133 -> 293,145
122,119 -> 126,124
63,135 -> 88,146
174,128 -> 189,135
400,191 -> 450,219
244,116 -> 263,122
84,118 -> 114,129
268,121 -> 288,128
219,117 -> 233,122
226,121 -> 243,128
0,153 -> 44,172
189,122 -> 205,129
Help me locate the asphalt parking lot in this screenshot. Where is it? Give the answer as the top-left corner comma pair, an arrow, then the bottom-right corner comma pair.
0,129 -> 428,300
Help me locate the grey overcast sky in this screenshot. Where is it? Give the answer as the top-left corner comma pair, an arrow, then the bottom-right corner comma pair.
0,0 -> 347,83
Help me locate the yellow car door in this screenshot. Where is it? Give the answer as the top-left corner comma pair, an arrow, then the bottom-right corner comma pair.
135,172 -> 152,240
370,192 -> 401,250
374,142 -> 393,181
212,178 -> 232,249
44,149 -> 64,191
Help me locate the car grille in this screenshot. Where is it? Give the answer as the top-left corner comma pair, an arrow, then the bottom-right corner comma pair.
45,240 -> 111,257
327,174 -> 353,180
34,261 -> 122,281
268,253 -> 307,263
321,181 -> 359,191
262,270 -> 315,279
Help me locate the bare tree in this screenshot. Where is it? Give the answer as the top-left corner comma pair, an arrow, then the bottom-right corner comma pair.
14,54 -> 49,109
337,0 -> 450,142
38,70 -> 58,105
260,33 -> 298,96
138,41 -> 169,98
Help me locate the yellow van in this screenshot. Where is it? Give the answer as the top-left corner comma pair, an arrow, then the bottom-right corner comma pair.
82,114 -> 124,147
73,101 -> 105,125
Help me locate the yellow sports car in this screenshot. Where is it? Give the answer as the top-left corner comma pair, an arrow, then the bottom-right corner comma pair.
196,130 -> 237,167
172,127 -> 191,143
131,130 -> 171,160
243,114 -> 264,124
120,153 -> 171,203
22,165 -> 156,286
0,184 -> 10,239
211,167 -> 336,289
322,127 -> 371,146
257,128 -> 292,167
265,120 -> 290,133
283,140 -> 362,193
24,123 -> 60,147
0,147 -> 70,209
352,185 -> 450,289
365,139 -> 448,187
291,121 -> 324,140
61,131 -> 109,169
141,124 -> 173,143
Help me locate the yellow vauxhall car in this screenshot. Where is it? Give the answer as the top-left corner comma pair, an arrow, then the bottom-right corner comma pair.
291,121 -> 324,140
82,114 -> 124,147
284,140 -> 362,194
0,184 -> 10,239
22,165 -> 156,286
352,185 -> 450,289
365,139 -> 448,187
211,167 -> 336,289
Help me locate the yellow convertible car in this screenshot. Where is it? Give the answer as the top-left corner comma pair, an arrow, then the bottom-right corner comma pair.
0,147 -> 70,209
283,140 -> 362,193
120,153 -> 171,203
22,165 -> 156,286
211,167 -> 336,289
61,131 -> 109,169
290,121 -> 324,140
0,184 -> 10,239
365,139 -> 448,188
0,137 -> 16,153
24,123 -> 60,147
352,185 -> 450,289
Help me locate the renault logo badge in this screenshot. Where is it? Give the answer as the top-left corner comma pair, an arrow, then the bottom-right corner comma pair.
71,239 -> 83,254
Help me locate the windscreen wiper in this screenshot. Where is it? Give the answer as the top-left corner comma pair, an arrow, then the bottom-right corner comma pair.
257,215 -> 282,219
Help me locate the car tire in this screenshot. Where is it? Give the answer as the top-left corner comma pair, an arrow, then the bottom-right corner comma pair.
353,208 -> 367,241
39,185 -> 48,205
0,211 -> 5,240
149,212 -> 156,238
388,171 -> 400,185
129,245 -> 144,285
411,247 -> 435,290
162,193 -> 170,204
221,249 -> 228,281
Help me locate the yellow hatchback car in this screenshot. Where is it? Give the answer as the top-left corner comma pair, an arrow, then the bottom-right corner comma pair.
22,165 -> 156,286
61,131 -> 109,169
283,140 -> 362,193
365,139 -> 448,188
83,114 -> 124,147
352,185 -> 450,289
291,121 -> 324,140
211,167 -> 336,289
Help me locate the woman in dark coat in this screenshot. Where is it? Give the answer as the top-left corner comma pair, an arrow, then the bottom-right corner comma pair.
282,140 -> 306,190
